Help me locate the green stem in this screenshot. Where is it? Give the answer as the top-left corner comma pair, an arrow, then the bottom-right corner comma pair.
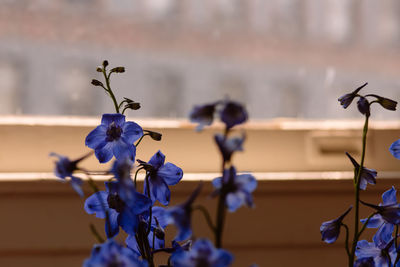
341,223 -> 350,259
396,225 -> 399,251
357,212 -> 377,240
89,223 -> 105,243
134,167 -> 144,188
349,115 -> 369,266
215,127 -> 229,248
145,174 -> 152,236
135,134 -> 149,147
102,69 -> 119,113
193,205 -> 216,233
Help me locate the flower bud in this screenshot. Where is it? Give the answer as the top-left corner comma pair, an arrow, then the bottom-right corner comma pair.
91,79 -> 104,87
102,60 -> 109,67
111,67 -> 125,73
96,67 -> 103,72
147,130 -> 162,141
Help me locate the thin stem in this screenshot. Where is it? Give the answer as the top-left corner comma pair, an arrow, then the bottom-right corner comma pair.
341,223 -> 350,259
349,115 -> 369,266
89,223 -> 105,243
102,69 -> 119,113
357,212 -> 377,240
134,167 -> 144,188
215,127 -> 229,248
145,174 -> 153,236
193,205 -> 216,232
135,134 -> 149,147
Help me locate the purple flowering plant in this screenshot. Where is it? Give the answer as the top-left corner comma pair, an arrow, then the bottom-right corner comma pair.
50,60 -> 257,267
321,83 -> 400,266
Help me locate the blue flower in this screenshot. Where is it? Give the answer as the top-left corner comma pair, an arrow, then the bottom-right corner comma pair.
360,199 -> 400,226
355,231 -> 398,267
361,187 -> 398,246
214,133 -> 245,163
84,181 -> 151,237
50,152 -> 89,197
346,152 -> 377,190
85,113 -> 143,163
138,150 -> 183,205
126,206 -> 167,255
170,238 -> 233,267
338,83 -> 367,109
189,100 -> 248,131
389,140 -> 400,159
111,157 -> 137,204
189,103 -> 217,131
354,257 -> 375,267
212,167 -> 257,212
83,239 -> 147,267
320,206 -> 352,244
220,100 -> 248,129
160,184 -> 202,241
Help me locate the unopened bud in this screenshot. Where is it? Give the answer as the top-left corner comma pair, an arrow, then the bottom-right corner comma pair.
102,60 -> 109,67
147,130 -> 162,141
96,67 -> 103,72
91,79 -> 103,87
111,67 -> 125,73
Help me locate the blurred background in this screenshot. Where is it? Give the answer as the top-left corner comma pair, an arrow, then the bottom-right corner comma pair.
1,0 -> 400,119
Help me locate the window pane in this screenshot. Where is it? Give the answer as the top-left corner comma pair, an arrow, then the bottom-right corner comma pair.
1,0 -> 400,119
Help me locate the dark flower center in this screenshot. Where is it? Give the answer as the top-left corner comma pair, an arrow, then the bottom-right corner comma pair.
107,193 -> 125,213
106,122 -> 123,142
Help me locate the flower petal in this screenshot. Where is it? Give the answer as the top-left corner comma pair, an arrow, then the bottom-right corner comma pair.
389,140 -> 400,159
118,209 -> 139,235
95,142 -> 114,163
212,177 -> 222,189
105,210 -> 120,238
373,223 -> 393,249
122,121 -> 143,144
112,139 -> 136,161
85,125 -> 107,149
360,214 -> 385,228
226,192 -> 245,212
148,150 -> 165,169
382,186 -> 397,206
84,191 -> 108,218
355,240 -> 380,259
70,176 -> 84,197
158,163 -> 183,185
101,113 -> 125,127
236,174 -> 257,193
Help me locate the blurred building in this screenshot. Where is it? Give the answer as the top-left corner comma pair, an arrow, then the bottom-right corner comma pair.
1,0 -> 400,119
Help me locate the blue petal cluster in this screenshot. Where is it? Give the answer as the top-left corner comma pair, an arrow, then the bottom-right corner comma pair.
50,153 -> 84,197
361,187 -> 399,246
212,167 -> 257,212
84,181 -> 151,237
356,232 -> 398,267
159,184 -> 202,241
171,238 -> 233,267
140,150 -> 183,205
86,113 -> 143,163
214,134 -> 245,163
83,239 -> 147,267
189,100 -> 248,131
346,152 -> 377,190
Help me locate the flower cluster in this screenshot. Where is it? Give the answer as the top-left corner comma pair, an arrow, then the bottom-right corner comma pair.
50,61 -> 257,267
320,83 -> 399,266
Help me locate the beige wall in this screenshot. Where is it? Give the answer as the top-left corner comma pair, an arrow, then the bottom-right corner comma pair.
1,117 -> 400,266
